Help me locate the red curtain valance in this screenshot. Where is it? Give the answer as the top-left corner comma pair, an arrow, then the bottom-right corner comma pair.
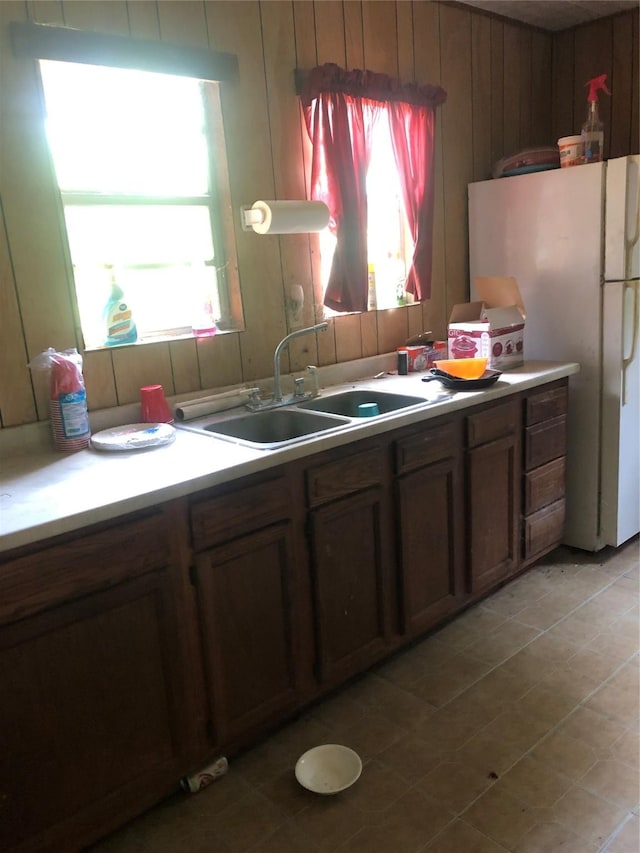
299,62 -> 447,109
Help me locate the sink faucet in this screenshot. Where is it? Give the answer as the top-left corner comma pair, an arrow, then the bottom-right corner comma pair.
272,322 -> 328,403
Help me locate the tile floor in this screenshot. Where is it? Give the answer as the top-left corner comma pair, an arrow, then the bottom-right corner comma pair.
90,537 -> 640,853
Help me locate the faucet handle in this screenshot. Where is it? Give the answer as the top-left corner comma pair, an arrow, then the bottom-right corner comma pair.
293,376 -> 306,398
306,365 -> 319,397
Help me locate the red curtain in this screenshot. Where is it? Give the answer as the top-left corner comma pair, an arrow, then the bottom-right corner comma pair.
299,63 -> 446,312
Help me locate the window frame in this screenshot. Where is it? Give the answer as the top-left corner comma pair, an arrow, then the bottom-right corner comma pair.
14,21 -> 244,346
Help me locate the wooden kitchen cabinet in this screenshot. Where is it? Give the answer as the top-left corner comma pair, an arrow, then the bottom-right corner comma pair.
394,417 -> 465,637
0,509 -> 193,853
305,443 -> 394,686
521,380 -> 568,564
190,472 -> 301,747
466,399 -> 522,595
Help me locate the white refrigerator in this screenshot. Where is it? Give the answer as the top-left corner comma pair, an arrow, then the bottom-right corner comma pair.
469,155 -> 639,552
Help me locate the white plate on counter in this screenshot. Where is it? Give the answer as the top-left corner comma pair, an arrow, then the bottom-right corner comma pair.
90,423 -> 176,452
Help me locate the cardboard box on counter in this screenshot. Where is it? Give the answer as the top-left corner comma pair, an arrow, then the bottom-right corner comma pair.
448,277 -> 525,370
397,342 -> 447,372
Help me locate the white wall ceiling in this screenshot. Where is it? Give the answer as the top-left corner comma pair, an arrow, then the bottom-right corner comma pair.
455,0 -> 638,31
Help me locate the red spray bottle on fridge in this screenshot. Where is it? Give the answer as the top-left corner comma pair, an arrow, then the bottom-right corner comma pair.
581,74 -> 611,164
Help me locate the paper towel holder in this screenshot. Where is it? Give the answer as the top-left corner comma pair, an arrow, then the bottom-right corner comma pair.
240,200 -> 329,234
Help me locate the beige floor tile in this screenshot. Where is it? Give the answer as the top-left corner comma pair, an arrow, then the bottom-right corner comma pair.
417,760 -> 496,813
531,730 -> 598,780
211,789 -> 288,853
604,814 -> 640,853
434,606 -> 507,651
544,613 -> 604,648
345,758 -> 409,815
447,665 -> 532,714
514,820 -> 599,853
348,674 -> 437,729
258,767 -> 318,818
411,651 -> 491,706
496,646 -> 560,688
606,729 -> 640,770
467,620 -> 542,665
376,731 -> 442,784
567,646 -> 625,681
424,819 -> 509,852
308,690 -> 369,733
586,663 -> 640,728
456,729 -> 529,777
593,585 -> 640,616
551,785 -> 627,846
523,630 -> 581,665
515,683 -> 577,728
251,821 -> 321,853
514,596 -> 580,631
556,706 -> 626,752
338,788 -> 453,852
571,599 -> 621,631
412,704 -> 488,755
588,629 -> 640,663
291,794 -> 365,852
479,706 -> 552,753
338,710 -> 406,761
463,785 -> 538,849
579,759 -> 640,810
497,755 -> 573,808
535,663 -> 602,704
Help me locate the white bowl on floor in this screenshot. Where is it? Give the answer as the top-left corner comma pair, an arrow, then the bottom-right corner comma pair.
295,744 -> 362,794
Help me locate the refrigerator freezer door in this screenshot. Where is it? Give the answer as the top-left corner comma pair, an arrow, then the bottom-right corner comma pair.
604,155 -> 640,282
469,163 -> 606,551
601,289 -> 640,547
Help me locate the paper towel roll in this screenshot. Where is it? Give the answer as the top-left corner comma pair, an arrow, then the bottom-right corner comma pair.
249,200 -> 329,234
175,388 -> 255,421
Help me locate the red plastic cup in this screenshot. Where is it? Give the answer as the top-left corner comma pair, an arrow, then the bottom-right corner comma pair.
140,384 -> 173,424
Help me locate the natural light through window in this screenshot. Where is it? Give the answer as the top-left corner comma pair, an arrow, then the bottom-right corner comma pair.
319,107 -> 412,315
39,60 -> 232,348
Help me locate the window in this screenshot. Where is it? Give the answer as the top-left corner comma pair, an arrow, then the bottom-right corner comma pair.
39,59 -> 238,348
299,63 -> 446,315
319,111 -> 413,312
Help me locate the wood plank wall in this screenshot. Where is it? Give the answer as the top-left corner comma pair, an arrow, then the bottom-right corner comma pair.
0,1 -> 637,429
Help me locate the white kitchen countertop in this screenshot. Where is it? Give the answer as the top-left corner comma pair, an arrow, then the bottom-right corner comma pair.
0,359 -> 579,553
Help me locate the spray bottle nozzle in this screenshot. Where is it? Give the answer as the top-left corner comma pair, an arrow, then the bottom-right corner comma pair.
586,74 -> 611,103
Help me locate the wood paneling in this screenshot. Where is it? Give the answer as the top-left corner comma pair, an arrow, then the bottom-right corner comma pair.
1,1 -> 637,430
440,4 -> 473,315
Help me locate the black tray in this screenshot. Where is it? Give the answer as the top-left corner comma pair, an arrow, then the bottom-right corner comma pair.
422,367 -> 502,390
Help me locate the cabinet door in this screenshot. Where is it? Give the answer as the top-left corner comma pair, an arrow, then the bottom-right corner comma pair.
396,456 -> 464,637
0,571 -> 184,853
309,488 -> 392,686
467,433 -> 521,594
195,523 -> 298,746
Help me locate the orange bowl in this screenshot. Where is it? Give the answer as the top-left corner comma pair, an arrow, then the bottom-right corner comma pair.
435,358 -> 488,380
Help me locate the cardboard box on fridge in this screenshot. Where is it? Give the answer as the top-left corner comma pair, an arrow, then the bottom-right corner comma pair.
447,277 -> 526,370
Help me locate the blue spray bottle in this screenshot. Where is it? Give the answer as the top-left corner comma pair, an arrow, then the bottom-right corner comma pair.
103,266 -> 138,346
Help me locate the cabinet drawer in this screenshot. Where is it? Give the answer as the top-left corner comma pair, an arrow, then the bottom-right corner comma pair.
395,419 -> 461,474
523,499 -> 565,561
191,477 -> 290,551
524,457 -> 566,514
0,513 -> 168,625
306,446 -> 383,507
467,399 -> 519,448
524,415 -> 567,470
526,383 -> 568,425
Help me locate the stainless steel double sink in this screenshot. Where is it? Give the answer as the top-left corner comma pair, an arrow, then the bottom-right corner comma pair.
177,389 -> 429,450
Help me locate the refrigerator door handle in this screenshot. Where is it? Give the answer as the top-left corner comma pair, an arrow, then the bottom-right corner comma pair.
622,179 -> 640,405
622,280 -> 639,405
